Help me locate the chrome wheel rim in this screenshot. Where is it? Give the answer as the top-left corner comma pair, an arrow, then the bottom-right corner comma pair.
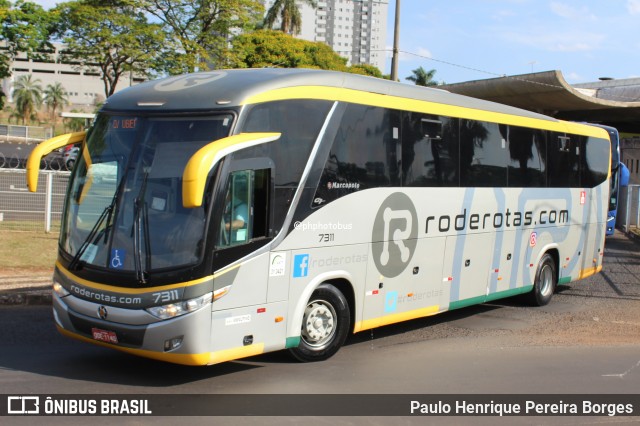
539,263 -> 553,297
300,299 -> 337,349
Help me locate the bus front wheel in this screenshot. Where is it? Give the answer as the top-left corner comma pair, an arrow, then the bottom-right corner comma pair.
527,253 -> 557,306
289,284 -> 350,362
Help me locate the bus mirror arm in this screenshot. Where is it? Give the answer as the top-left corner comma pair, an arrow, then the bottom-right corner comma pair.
26,131 -> 86,192
182,132 -> 281,208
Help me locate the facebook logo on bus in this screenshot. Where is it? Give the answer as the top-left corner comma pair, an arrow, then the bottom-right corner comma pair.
293,254 -> 310,278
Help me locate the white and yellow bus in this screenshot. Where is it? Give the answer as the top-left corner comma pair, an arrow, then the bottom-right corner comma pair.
27,69 -> 610,365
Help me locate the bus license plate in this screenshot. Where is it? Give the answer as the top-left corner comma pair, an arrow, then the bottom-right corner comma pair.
91,328 -> 118,344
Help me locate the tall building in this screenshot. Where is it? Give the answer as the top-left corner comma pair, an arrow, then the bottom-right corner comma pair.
264,0 -> 389,73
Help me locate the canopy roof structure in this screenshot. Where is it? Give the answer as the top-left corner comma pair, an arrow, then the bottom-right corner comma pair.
441,70 -> 640,133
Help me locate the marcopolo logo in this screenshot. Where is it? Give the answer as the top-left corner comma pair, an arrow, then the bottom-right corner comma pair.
372,192 -> 418,278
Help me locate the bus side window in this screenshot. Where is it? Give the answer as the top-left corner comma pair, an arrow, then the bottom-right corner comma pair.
548,133 -> 580,187
219,168 -> 270,248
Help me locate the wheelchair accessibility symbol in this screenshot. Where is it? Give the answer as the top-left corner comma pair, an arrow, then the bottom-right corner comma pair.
110,249 -> 125,269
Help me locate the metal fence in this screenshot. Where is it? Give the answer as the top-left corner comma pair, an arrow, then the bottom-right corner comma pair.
0,169 -> 70,233
617,184 -> 640,232
0,124 -> 53,144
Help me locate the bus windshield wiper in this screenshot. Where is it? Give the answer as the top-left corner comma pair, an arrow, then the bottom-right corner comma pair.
132,170 -> 151,284
69,172 -> 125,271
68,204 -> 111,270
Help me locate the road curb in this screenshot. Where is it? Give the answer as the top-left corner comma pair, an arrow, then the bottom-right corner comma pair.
0,291 -> 52,305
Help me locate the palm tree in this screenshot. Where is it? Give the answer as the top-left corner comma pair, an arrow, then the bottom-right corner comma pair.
264,0 -> 317,35
44,82 -> 69,129
406,66 -> 438,87
13,74 -> 43,125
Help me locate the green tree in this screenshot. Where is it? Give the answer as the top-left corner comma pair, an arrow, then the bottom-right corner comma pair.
139,0 -> 264,75
0,0 -> 55,109
230,30 -> 348,70
347,63 -> 383,78
13,74 -> 42,124
263,0 -> 316,35
64,109 -> 85,132
44,82 -> 68,127
406,66 -> 438,87
54,0 -> 164,98
4,105 -> 21,123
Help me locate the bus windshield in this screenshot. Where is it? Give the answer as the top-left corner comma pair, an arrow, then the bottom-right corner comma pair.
60,113 -> 233,275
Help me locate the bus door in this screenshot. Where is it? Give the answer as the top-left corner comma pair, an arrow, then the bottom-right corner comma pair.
210,159 -> 275,311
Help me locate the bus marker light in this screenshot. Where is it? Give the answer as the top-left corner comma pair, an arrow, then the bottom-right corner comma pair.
213,286 -> 231,301
164,336 -> 183,352
257,308 -> 266,314
366,290 -> 379,296
443,277 -> 453,282
407,293 -> 414,297
275,316 -> 284,323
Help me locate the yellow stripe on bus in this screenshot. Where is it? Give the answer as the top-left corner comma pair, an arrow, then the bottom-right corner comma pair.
55,261 -> 240,295
207,343 -> 265,365
579,265 -> 602,280
57,326 -> 265,366
353,305 -> 440,333
242,86 -> 609,139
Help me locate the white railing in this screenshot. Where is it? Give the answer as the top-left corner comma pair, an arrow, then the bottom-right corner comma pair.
0,124 -> 53,143
0,169 -> 70,233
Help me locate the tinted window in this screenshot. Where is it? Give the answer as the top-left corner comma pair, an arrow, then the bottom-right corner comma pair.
402,113 -> 459,187
315,104 -> 401,204
460,120 -> 508,187
581,136 -> 609,188
240,100 -> 332,187
507,126 -> 546,187
548,133 -> 580,187
238,100 -> 332,233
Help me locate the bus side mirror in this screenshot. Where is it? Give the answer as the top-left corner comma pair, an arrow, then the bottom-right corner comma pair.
182,132 -> 281,208
26,132 -> 86,192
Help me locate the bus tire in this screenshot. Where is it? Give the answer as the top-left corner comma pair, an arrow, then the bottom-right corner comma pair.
527,253 -> 556,306
289,284 -> 350,362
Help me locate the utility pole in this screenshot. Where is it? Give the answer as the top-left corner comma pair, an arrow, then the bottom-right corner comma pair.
390,0 -> 400,81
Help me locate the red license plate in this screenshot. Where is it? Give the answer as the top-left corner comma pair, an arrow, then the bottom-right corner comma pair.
91,328 -> 118,344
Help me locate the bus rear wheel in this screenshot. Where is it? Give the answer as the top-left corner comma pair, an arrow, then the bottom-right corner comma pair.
527,253 -> 557,306
289,284 -> 350,362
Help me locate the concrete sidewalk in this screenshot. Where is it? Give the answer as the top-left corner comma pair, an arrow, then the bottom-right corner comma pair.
0,274 -> 52,305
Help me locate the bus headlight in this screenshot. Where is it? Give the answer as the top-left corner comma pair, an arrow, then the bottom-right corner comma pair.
146,292 -> 212,320
53,281 -> 69,298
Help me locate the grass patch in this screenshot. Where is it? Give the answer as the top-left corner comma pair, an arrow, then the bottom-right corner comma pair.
0,230 -> 58,274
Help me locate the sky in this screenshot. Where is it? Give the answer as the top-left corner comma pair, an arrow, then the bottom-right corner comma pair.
387,0 -> 640,84
34,0 -> 640,85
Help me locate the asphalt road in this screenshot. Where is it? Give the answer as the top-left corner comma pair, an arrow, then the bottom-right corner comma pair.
0,232 -> 639,425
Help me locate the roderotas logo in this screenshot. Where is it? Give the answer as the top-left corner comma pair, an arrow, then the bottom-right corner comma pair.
371,192 -> 418,278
